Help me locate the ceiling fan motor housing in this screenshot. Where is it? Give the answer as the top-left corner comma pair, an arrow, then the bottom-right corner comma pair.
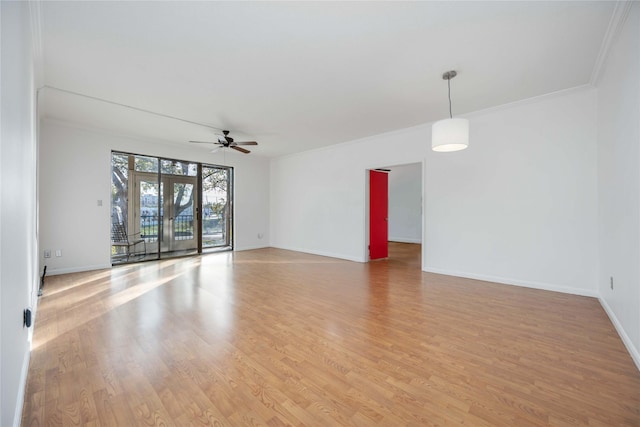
191,130 -> 257,153
219,130 -> 234,145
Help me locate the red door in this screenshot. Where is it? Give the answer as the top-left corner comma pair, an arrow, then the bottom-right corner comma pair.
369,170 -> 388,259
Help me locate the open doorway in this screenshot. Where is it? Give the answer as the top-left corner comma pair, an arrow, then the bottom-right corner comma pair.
368,162 -> 423,268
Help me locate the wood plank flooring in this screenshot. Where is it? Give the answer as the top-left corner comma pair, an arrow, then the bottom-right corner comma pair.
22,243 -> 640,426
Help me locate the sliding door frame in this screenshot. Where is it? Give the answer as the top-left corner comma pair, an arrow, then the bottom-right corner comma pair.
110,151 -> 233,264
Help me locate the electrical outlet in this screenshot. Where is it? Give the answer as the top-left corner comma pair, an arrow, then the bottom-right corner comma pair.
44,249 -> 51,258
610,276 -> 614,290
55,250 -> 62,257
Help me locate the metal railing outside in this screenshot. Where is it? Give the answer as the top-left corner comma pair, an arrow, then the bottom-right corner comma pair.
140,214 -> 226,245
140,214 -> 194,241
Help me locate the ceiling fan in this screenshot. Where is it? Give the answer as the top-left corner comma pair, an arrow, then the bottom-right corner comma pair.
189,130 -> 258,154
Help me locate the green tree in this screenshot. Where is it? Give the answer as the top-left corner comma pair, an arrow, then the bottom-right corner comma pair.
112,154 -> 229,229
111,153 -> 129,227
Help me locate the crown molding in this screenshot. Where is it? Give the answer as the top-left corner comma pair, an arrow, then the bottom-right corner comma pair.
590,1 -> 634,86
40,116 -> 194,149
461,84 -> 595,119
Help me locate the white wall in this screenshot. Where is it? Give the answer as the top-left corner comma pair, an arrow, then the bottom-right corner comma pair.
271,87 -> 598,296
39,120 -> 270,275
270,127 -> 426,262
596,4 -> 640,366
427,89 -> 598,296
388,163 -> 422,244
0,2 -> 39,425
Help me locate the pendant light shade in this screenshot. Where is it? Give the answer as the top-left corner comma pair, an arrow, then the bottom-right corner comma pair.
432,70 -> 468,152
432,117 -> 469,152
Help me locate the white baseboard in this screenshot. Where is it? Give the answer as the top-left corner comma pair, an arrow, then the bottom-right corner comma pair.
388,237 -> 422,244
46,263 -> 111,276
422,267 -> 599,298
423,267 -> 639,372
271,245 -> 365,263
14,350 -> 31,427
598,297 -> 640,372
234,244 -> 270,251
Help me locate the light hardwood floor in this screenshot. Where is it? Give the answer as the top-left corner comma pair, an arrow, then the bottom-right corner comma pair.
22,243 -> 640,426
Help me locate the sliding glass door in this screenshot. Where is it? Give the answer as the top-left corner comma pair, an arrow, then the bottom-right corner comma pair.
202,165 -> 232,249
111,152 -> 232,264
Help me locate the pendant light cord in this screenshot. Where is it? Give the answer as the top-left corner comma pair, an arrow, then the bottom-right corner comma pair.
448,77 -> 453,119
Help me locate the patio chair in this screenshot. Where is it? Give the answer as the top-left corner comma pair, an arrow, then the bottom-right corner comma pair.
111,222 -> 146,259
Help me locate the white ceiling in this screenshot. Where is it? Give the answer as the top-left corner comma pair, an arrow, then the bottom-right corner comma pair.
39,1 -> 616,157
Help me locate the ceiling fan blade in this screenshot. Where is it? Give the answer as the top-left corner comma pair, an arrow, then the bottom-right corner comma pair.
234,141 -> 258,146
189,140 -> 217,144
231,146 -> 250,154
210,147 -> 222,154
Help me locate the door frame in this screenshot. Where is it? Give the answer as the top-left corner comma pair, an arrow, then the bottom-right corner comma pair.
365,162 -> 425,269
130,172 -> 199,254
162,175 -> 198,253
130,171 -> 161,254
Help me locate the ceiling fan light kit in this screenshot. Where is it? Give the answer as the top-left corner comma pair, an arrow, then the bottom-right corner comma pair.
432,70 -> 469,152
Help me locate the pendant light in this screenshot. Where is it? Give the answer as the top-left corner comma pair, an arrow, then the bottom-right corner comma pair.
432,70 -> 469,152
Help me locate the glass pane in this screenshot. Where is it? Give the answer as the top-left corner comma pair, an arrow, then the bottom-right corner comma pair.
161,159 -> 197,176
134,156 -> 159,173
140,179 -> 160,244
202,166 -> 230,247
111,153 -> 129,259
173,183 -> 194,241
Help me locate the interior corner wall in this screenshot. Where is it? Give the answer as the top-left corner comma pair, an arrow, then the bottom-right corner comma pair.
38,120 -> 270,275
388,163 -> 422,244
270,87 -> 598,295
596,3 -> 640,366
1,1 -> 39,426
425,88 -> 598,296
270,127 -> 428,262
